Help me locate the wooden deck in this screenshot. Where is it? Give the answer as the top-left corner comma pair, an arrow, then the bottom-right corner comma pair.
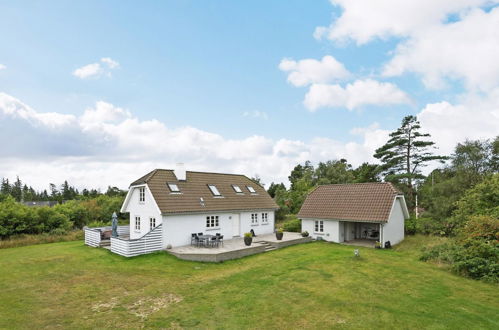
167,232 -> 312,262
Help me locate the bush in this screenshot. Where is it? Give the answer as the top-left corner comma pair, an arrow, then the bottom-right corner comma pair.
405,216 -> 449,236
282,217 -> 301,232
420,215 -> 499,282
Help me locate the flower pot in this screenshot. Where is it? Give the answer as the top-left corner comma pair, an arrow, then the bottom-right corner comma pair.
276,232 -> 283,240
244,236 -> 252,246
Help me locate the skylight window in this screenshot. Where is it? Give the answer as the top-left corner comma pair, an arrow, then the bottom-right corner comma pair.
208,184 -> 221,196
232,185 -> 243,193
247,186 -> 256,193
167,183 -> 180,193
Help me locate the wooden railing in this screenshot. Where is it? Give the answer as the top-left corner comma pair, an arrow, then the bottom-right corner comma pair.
110,224 -> 163,257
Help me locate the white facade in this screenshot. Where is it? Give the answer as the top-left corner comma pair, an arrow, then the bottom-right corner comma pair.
380,197 -> 405,246
121,185 -> 162,239
301,196 -> 407,247
122,184 -> 275,247
162,210 -> 275,248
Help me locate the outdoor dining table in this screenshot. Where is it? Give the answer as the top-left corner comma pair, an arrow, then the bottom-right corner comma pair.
197,234 -> 214,247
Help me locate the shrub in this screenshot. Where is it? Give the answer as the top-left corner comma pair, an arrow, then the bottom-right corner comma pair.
282,218 -> 301,232
244,232 -> 252,238
301,231 -> 309,237
420,215 -> 499,282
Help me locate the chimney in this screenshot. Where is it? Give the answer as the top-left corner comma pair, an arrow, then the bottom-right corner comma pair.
174,163 -> 186,181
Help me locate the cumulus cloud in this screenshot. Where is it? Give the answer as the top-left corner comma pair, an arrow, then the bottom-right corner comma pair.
303,79 -> 411,111
243,110 -> 269,120
315,1 -> 499,92
314,0 -> 494,44
279,55 -> 350,86
72,57 -> 120,79
0,64 -> 6,70
0,93 -> 389,190
383,7 -> 499,91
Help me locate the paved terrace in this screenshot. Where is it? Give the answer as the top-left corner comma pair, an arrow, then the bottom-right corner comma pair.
167,232 -> 312,262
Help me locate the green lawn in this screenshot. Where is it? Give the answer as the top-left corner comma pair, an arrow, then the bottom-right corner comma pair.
0,236 -> 498,329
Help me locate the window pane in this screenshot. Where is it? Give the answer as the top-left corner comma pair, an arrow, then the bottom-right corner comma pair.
208,185 -> 221,196
168,183 -> 180,192
232,185 -> 242,193
247,186 -> 256,193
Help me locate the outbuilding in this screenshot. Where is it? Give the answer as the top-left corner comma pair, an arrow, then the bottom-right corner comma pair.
298,182 -> 409,247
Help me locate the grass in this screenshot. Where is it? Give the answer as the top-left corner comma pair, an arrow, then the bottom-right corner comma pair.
0,230 -> 83,249
0,236 -> 498,329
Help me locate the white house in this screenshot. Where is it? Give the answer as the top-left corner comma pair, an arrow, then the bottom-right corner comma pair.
119,165 -> 278,249
298,182 -> 409,247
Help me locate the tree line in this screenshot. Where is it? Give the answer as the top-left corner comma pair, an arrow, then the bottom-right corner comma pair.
0,177 -> 127,203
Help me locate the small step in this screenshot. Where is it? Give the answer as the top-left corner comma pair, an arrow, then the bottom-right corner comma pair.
264,246 -> 277,251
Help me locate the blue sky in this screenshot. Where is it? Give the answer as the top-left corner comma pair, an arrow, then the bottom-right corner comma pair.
1,0 -> 498,189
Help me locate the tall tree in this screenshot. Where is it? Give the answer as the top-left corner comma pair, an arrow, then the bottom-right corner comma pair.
374,115 -> 447,208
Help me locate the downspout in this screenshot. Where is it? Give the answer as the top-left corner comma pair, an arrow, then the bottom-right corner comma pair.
379,223 -> 384,248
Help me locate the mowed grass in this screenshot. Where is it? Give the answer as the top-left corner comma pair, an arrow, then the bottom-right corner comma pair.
0,236 -> 498,329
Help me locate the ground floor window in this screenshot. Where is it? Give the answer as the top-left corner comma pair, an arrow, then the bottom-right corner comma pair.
261,213 -> 268,224
251,213 -> 258,225
149,217 -> 156,229
314,220 -> 323,233
135,216 -> 141,231
206,215 -> 219,228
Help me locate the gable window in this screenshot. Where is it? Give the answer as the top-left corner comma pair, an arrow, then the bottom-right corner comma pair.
206,215 -> 219,228
261,213 -> 268,224
208,184 -> 222,196
246,186 -> 256,194
135,216 -> 141,231
232,184 -> 243,193
139,187 -> 145,202
149,217 -> 156,229
167,183 -> 180,193
251,213 -> 258,225
314,220 -> 324,233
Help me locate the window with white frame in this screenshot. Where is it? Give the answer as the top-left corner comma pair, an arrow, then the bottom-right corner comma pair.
139,187 -> 145,202
167,183 -> 180,193
246,186 -> 256,193
135,216 -> 141,231
206,215 -> 219,228
251,213 -> 258,225
149,217 -> 156,229
314,220 -> 324,233
261,213 -> 268,224
208,184 -> 222,196
232,184 -> 243,193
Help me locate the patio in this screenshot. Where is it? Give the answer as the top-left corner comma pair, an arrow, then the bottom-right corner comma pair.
167,232 -> 312,262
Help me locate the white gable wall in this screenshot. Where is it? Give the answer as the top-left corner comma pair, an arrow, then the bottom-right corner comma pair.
381,198 -> 405,246
162,210 -> 275,248
302,219 -> 340,242
123,185 -> 162,239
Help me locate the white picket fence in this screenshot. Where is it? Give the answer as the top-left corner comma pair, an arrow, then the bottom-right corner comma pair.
110,224 -> 163,257
84,225 -> 130,247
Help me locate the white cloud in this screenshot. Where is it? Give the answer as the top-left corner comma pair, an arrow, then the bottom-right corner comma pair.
72,57 -> 120,79
314,0 -> 494,44
0,93 -> 390,190
315,1 -> 499,92
383,7 -> 499,91
303,79 -> 411,111
279,55 -> 350,86
243,110 -> 269,120
0,64 -> 6,70
101,57 -> 120,69
1,92 -> 496,190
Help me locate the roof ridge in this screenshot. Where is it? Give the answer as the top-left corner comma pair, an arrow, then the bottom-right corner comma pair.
153,168 -> 247,177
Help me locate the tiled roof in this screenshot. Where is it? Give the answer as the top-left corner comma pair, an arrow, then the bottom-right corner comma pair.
130,169 -> 278,214
297,182 -> 401,222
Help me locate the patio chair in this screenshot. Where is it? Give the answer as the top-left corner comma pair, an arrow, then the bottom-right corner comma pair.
217,235 -> 224,247
191,233 -> 197,246
209,236 -> 218,248
216,233 -> 221,236
198,232 -> 203,236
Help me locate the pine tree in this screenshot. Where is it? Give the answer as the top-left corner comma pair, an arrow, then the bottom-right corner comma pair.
374,115 -> 447,209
